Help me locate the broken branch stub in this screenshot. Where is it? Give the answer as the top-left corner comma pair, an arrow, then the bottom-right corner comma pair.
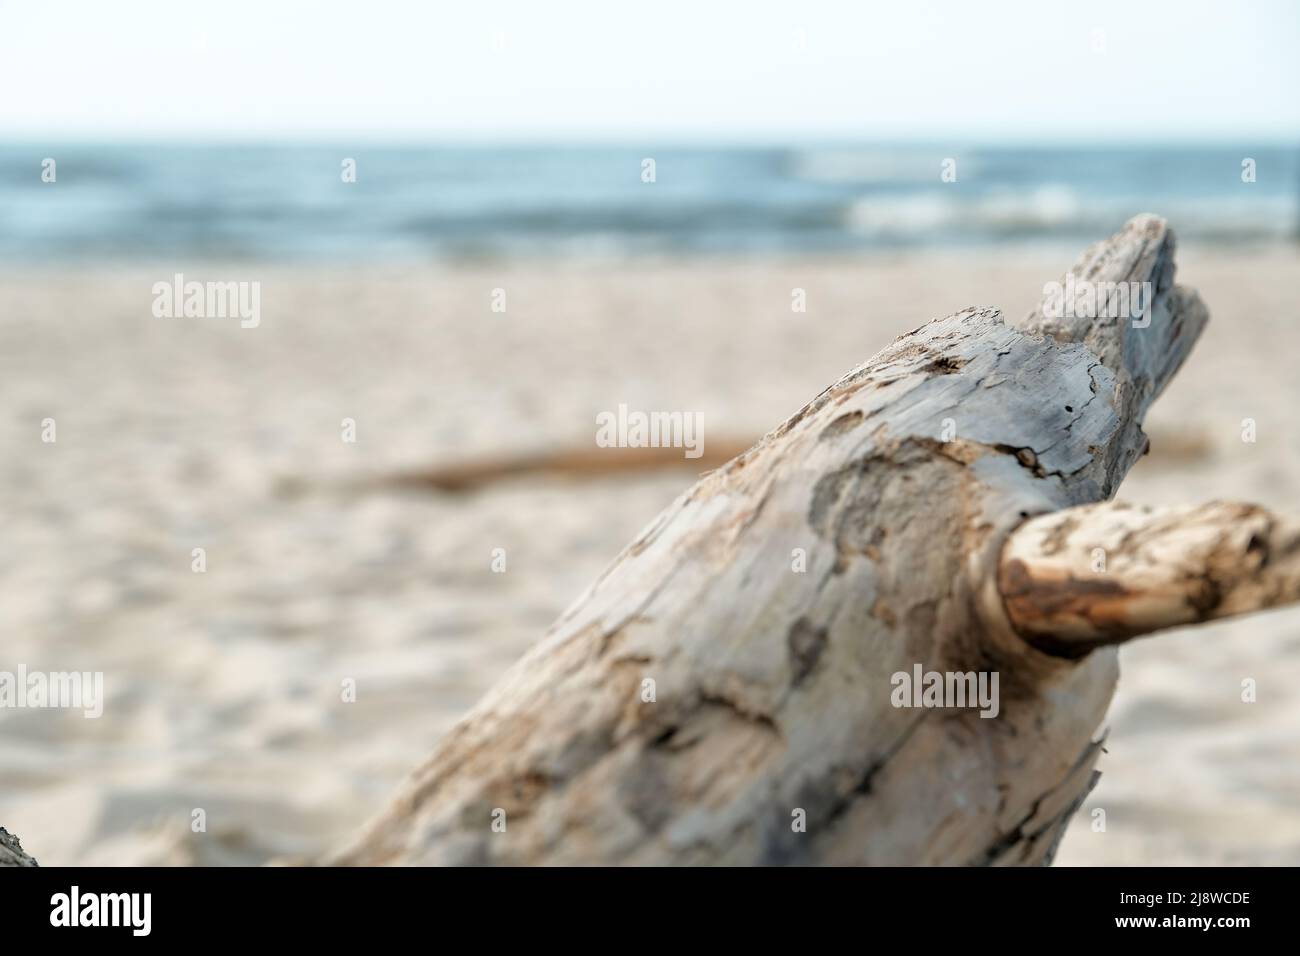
1000,501 -> 1300,656
334,215 -> 1264,867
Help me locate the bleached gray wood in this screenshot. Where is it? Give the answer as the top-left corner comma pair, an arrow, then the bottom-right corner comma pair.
0,827 -> 38,867
334,215 -> 1214,866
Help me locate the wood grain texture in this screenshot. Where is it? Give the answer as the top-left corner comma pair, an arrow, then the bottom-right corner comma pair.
333,215 -> 1212,866
1001,501 -> 1300,655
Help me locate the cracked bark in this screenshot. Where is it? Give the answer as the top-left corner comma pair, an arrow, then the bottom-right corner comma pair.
0,827 -> 38,867
333,215 -> 1290,866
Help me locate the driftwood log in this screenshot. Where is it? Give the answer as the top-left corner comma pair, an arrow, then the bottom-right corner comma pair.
336,215 -> 1297,866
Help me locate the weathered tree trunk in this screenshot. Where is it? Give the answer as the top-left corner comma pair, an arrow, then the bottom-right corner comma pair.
334,215 -> 1294,866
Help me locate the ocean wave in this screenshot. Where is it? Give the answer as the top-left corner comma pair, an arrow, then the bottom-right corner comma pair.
0,144 -> 1295,260
843,190 -> 1298,241
790,148 -> 959,185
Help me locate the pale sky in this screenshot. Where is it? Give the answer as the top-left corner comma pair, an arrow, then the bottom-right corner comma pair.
3,0 -> 1297,142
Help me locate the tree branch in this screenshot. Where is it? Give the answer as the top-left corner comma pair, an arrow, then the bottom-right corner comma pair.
1000,501 -> 1300,656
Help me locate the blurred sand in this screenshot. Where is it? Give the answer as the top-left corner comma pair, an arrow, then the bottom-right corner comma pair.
1,245 -> 1298,865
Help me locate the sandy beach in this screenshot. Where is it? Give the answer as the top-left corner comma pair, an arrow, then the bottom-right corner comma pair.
2,244 -> 1298,866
